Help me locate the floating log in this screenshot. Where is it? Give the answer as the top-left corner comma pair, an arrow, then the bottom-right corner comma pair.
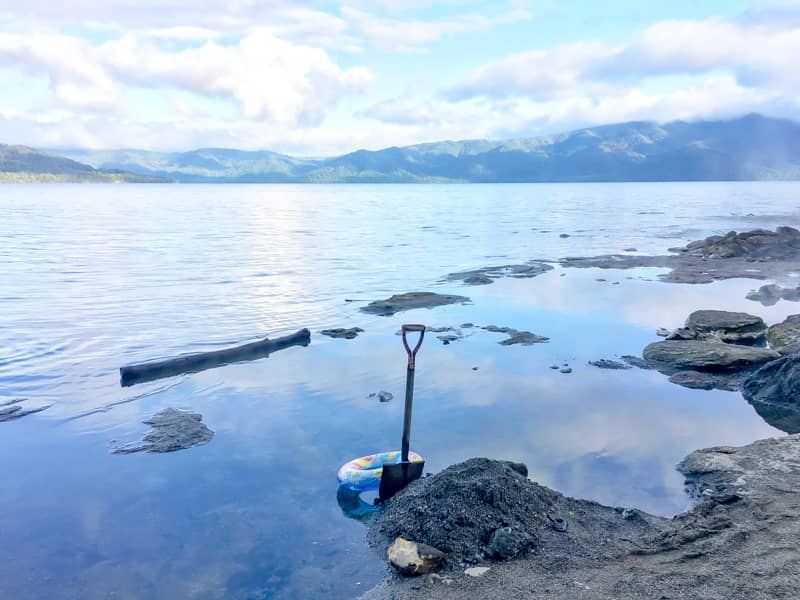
120,328 -> 311,387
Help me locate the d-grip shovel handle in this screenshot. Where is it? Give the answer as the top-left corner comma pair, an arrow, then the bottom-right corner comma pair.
401,324 -> 425,369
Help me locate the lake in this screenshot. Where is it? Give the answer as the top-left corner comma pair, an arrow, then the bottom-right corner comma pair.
1,182 -> 799,599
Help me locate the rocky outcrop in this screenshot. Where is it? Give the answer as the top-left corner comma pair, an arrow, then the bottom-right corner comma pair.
361,292 -> 470,316
363,435 -> 800,600
642,340 -> 779,371
667,310 -> 767,345
561,227 -> 800,284
746,283 -> 800,306
767,315 -> 800,351
112,408 -> 214,454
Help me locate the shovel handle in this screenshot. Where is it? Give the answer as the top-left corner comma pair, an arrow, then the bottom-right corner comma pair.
401,324 -> 425,369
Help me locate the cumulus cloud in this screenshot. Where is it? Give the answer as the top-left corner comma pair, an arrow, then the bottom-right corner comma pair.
0,29 -> 372,125
0,33 -> 119,111
448,18 -> 800,101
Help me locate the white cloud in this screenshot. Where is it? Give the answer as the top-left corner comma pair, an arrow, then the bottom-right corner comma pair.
0,32 -> 119,111
0,29 -> 372,126
447,18 -> 800,100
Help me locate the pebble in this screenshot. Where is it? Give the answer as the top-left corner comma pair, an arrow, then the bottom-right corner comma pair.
464,566 -> 490,577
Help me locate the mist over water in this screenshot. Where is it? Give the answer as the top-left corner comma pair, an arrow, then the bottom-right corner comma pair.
2,182 -> 800,599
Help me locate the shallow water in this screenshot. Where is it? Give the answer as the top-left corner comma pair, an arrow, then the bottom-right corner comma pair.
1,182 -> 799,599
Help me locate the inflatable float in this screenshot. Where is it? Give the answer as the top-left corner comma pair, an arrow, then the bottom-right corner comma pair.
337,450 -> 424,492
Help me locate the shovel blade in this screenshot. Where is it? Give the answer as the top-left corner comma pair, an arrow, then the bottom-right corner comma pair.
379,460 -> 425,501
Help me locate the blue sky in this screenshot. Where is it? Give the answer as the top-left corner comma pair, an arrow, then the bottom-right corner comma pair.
0,0 -> 798,154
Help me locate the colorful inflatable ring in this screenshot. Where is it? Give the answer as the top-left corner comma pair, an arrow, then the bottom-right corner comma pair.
337,451 -> 424,491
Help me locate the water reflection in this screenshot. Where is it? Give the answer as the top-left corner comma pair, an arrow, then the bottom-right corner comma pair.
1,183 -> 799,599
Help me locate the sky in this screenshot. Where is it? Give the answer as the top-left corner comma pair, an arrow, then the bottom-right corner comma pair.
1,0 -> 800,155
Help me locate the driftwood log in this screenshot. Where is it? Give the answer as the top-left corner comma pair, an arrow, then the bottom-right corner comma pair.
120,328 -> 311,387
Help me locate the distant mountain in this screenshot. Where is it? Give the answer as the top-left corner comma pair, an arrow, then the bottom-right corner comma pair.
0,145 -> 173,183
25,114 -> 800,183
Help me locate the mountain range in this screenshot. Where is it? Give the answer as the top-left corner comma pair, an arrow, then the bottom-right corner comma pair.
0,145 -> 172,183
4,114 -> 800,183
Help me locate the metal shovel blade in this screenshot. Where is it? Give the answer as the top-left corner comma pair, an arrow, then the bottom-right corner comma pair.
378,460 -> 425,501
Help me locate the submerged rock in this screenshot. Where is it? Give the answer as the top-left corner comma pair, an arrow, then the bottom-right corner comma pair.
361,292 -> 470,316
387,538 -> 445,576
0,399 -> 51,422
588,359 -> 631,370
642,340 -> 778,371
767,315 -> 800,351
742,356 -> 800,433
561,227 -> 800,285
112,408 -> 214,454
667,310 -> 767,345
746,283 -> 800,306
446,263 -> 552,286
320,327 -> 364,339
481,325 -> 549,346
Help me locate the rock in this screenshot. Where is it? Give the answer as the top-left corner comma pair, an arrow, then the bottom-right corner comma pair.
481,325 -> 549,346
561,227 -> 800,285
463,274 -> 494,286
438,335 -> 459,345
588,359 -> 631,370
549,365 -> 560,370
559,367 -> 572,374
559,233 -> 570,238
624,247 -> 637,252
767,315 -> 800,350
112,408 -> 214,454
742,356 -> 800,433
387,538 -> 446,576
682,310 -> 767,345
485,527 -> 536,560
464,566 -> 490,577
446,263 -> 552,286
461,323 -> 474,328
642,340 -> 778,371
656,328 -> 670,337
320,327 -> 364,339
378,391 -> 393,403
361,292 -> 470,316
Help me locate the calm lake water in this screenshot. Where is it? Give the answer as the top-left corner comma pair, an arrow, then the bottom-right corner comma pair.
2,182 -> 800,599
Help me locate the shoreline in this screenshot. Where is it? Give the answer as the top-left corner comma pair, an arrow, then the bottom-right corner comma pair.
363,432 -> 800,599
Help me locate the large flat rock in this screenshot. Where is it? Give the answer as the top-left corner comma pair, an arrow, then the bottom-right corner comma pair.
643,340 -> 779,371
682,310 -> 766,344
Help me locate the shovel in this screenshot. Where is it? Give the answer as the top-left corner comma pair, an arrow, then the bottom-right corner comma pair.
378,324 -> 426,502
